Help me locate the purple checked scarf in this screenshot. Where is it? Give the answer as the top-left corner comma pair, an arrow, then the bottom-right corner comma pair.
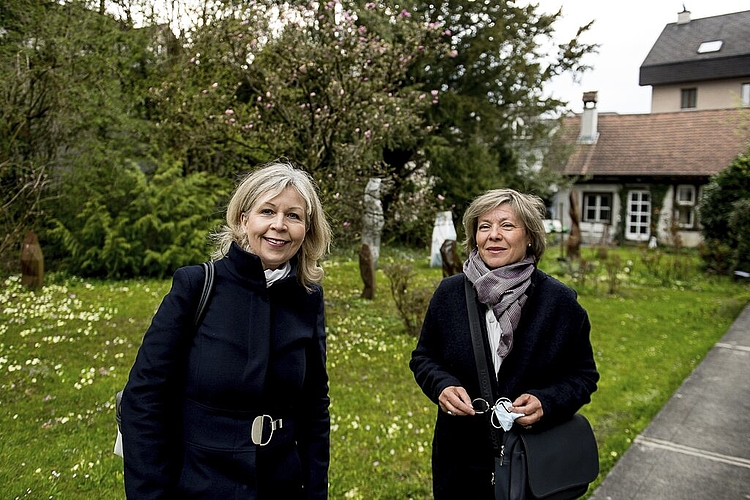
463,248 -> 535,358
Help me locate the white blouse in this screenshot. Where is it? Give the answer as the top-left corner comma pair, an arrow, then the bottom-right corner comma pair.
485,308 -> 504,376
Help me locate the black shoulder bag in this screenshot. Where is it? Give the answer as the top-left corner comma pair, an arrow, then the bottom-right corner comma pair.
113,261 -> 216,457
464,278 -> 599,500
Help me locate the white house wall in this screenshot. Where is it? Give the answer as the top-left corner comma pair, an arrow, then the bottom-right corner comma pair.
551,184 -> 620,246
551,184 -> 704,248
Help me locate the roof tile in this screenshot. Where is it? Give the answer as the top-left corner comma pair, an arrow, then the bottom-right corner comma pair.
556,108 -> 750,178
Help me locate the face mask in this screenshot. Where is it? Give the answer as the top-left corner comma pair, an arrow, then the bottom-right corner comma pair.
491,398 -> 525,431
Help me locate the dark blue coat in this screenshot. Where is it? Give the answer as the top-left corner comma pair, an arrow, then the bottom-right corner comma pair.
410,270 -> 599,500
122,243 -> 329,499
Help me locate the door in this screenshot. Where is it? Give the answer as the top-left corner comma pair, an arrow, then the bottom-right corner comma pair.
626,190 -> 650,242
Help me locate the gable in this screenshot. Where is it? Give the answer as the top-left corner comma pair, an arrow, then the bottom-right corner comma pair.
552,109 -> 750,178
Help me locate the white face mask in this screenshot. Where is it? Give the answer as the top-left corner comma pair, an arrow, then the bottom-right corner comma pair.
491,398 -> 525,431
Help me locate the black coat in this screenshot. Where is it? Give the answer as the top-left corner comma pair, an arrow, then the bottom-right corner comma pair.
122,243 -> 329,499
410,270 -> 599,500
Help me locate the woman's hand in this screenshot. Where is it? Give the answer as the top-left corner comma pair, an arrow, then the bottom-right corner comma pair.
509,393 -> 543,426
438,386 -> 476,416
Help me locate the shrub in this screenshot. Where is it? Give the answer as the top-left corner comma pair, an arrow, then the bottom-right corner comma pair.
728,198 -> 750,273
698,153 -> 750,273
48,158 -> 230,278
383,262 -> 436,336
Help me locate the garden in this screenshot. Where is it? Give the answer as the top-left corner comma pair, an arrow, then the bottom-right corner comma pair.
1,244 -> 748,499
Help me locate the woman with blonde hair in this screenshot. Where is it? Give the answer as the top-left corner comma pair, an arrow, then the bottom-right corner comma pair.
122,160 -> 332,499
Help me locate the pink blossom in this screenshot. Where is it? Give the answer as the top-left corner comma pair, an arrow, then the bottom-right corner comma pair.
343,221 -> 351,227
437,194 -> 445,201
431,90 -> 439,97
225,109 -> 234,115
398,9 -> 411,18
365,2 -> 376,9
443,29 -> 452,36
448,49 -> 458,58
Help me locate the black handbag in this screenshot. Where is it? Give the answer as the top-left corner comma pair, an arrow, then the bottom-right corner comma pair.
464,278 -> 599,500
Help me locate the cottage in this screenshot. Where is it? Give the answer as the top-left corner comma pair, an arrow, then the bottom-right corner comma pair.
551,8 -> 750,248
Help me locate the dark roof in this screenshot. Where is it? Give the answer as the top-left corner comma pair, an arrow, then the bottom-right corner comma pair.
640,10 -> 750,86
554,108 -> 750,179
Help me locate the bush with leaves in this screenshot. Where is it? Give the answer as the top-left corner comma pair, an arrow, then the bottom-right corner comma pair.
383,262 -> 437,336
49,157 -> 230,278
698,153 -> 750,274
728,198 -> 750,274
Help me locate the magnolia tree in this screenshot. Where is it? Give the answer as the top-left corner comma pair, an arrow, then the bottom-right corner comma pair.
144,0 -> 450,238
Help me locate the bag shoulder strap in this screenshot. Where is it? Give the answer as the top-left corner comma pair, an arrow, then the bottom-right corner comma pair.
194,260 -> 215,326
464,277 -> 503,452
116,260 -> 216,438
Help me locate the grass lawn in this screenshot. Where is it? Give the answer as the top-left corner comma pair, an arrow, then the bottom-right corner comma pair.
1,245 -> 748,499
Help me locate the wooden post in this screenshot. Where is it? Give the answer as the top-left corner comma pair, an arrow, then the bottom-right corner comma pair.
359,243 -> 375,300
440,239 -> 462,277
21,230 -> 44,289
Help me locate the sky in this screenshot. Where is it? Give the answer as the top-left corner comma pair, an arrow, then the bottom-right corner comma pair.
531,0 -> 750,115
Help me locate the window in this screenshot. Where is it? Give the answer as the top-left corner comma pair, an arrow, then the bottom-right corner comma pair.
681,88 -> 697,109
697,40 -> 723,53
582,193 -> 612,223
742,83 -> 750,107
675,185 -> 696,228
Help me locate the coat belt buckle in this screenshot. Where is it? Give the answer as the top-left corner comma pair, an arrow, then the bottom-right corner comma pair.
251,414 -> 283,446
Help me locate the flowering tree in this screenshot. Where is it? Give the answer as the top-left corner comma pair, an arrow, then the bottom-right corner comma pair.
366,0 -> 598,223
144,0 -> 449,237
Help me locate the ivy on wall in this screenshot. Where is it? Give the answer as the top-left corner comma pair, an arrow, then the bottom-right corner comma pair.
649,184 -> 670,242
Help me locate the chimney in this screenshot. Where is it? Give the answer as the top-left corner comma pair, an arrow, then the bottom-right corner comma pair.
578,91 -> 598,144
677,5 -> 691,24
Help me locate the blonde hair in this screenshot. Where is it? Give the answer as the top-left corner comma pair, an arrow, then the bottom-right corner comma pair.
211,161 -> 332,289
462,188 -> 547,264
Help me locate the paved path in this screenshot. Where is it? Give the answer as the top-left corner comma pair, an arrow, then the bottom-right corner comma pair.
589,303 -> 750,500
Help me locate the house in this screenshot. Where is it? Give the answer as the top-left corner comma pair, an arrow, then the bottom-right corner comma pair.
550,9 -> 750,248
640,9 -> 750,113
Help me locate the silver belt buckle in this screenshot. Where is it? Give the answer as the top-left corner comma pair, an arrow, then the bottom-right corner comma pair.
251,414 -> 283,446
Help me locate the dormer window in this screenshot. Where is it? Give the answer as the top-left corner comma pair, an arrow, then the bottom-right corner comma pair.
697,40 -> 723,53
